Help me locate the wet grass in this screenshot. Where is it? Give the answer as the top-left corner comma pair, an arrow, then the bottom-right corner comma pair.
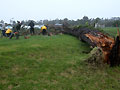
0,34 -> 120,90
103,27 -> 120,37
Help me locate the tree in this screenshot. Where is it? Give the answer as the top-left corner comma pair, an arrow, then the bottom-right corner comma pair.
95,17 -> 101,23
81,16 -> 89,25
43,19 -> 49,25
113,20 -> 120,27
0,20 -> 4,23
83,16 -> 89,21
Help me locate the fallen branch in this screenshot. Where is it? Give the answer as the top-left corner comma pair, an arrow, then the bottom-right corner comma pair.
63,25 -> 120,66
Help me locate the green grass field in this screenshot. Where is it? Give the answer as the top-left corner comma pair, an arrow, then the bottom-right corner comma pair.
103,27 -> 120,37
0,34 -> 120,90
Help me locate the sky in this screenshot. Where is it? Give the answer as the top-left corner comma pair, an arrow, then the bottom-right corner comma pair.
0,0 -> 120,23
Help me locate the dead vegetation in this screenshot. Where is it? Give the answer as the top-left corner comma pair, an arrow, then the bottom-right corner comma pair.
86,47 -> 104,65
63,25 -> 120,67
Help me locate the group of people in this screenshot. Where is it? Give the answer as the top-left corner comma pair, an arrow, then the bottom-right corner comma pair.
1,21 -> 21,39
28,21 -> 48,35
1,20 -> 48,39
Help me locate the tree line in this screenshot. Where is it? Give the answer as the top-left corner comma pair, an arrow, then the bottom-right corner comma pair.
1,16 -> 120,27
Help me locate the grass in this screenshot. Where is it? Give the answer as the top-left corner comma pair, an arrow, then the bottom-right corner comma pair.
0,34 -> 120,90
103,27 -> 120,37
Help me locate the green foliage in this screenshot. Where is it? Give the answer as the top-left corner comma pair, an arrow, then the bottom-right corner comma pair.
73,24 -> 104,33
95,17 -> 101,23
85,22 -> 89,26
113,20 -> 120,27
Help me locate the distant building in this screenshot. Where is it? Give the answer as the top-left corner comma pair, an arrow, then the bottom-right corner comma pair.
95,23 -> 105,28
55,23 -> 62,26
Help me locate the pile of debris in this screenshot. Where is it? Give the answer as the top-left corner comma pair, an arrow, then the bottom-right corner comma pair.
63,25 -> 120,67
47,25 -> 63,35
86,47 -> 105,67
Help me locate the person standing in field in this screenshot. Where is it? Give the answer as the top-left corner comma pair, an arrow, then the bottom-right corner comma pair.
41,25 -> 47,35
10,21 -> 21,39
15,21 -> 21,39
28,20 -> 35,35
16,21 -> 21,31
1,23 -> 6,37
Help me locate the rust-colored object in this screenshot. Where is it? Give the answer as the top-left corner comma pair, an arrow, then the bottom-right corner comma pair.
117,27 -> 120,40
48,32 -> 53,36
85,32 -> 115,63
24,36 -> 30,39
63,25 -> 120,66
116,24 -> 120,40
14,32 -> 18,35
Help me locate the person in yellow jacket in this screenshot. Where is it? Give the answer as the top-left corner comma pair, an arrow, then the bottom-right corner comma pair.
41,25 -> 47,35
5,28 -> 12,37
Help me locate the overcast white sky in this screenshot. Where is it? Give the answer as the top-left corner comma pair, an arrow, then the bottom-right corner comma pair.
0,0 -> 120,22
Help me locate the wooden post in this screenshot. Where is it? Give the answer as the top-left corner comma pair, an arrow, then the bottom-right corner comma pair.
116,24 -> 120,40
